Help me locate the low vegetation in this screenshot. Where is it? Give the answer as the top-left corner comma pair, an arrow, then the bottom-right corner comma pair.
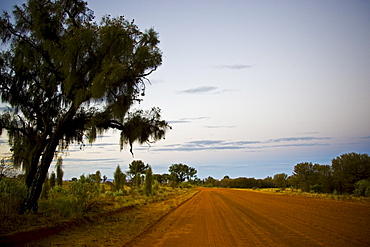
0,162 -> 197,236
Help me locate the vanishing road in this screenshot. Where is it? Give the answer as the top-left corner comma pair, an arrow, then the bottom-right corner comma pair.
131,188 -> 370,247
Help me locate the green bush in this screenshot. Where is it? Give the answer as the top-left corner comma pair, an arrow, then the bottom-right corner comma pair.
68,175 -> 99,213
310,184 -> 324,193
41,186 -> 77,217
353,180 -> 370,197
153,180 -> 160,192
0,178 -> 27,219
40,175 -> 100,217
113,189 -> 127,197
179,182 -> 193,189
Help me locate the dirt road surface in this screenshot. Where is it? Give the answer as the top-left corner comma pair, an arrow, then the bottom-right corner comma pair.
131,188 -> 370,247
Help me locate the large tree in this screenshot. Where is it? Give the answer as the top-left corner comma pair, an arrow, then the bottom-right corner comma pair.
169,163 -> 197,183
0,0 -> 170,212
332,153 -> 370,194
292,162 -> 318,192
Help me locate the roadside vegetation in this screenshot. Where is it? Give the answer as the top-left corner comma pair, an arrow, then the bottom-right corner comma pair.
0,161 -> 197,236
201,152 -> 370,200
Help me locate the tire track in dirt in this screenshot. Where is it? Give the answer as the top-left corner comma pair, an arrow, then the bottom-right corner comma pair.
131,188 -> 370,247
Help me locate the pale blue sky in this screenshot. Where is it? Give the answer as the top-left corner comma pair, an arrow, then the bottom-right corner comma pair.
1,0 -> 369,180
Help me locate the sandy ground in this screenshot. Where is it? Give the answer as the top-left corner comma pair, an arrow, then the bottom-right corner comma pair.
5,188 -> 370,246
131,188 -> 370,247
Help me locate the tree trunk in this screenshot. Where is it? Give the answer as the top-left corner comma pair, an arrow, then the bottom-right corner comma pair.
24,108 -> 77,213
25,138 -> 59,213
19,145 -> 44,214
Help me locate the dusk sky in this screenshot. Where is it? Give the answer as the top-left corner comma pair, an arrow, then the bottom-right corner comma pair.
1,0 -> 369,180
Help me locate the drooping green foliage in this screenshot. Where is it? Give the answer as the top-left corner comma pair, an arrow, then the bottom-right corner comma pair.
0,0 -> 170,212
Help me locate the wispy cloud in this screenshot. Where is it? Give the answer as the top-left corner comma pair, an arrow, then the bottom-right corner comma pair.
176,86 -> 217,94
296,132 -> 320,135
359,136 -> 370,139
145,136 -> 331,152
176,86 -> 240,95
204,125 -> 236,129
168,117 -> 209,124
269,137 -> 331,143
211,64 -> 254,70
144,139 -> 262,152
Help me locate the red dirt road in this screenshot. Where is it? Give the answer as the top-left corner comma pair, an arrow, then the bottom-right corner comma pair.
131,188 -> 370,247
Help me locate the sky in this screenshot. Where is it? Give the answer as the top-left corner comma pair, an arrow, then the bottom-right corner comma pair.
0,0 -> 369,180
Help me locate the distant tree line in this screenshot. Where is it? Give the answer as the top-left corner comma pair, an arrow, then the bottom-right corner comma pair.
68,161 -> 198,191
201,153 -> 370,196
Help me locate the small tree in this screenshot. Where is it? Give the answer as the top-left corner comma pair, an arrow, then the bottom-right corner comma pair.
50,172 -> 56,188
56,157 -> 64,186
128,160 -> 148,187
40,174 -> 50,199
145,166 -> 153,196
95,170 -> 102,187
273,173 -> 288,189
113,165 -> 126,191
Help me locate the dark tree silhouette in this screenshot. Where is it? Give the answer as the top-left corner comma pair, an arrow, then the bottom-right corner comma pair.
0,0 -> 170,212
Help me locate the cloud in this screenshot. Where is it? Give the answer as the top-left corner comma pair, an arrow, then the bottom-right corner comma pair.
204,125 -> 236,129
269,137 -> 331,143
147,139 -> 262,152
146,136 -> 331,152
168,117 -> 209,124
211,64 -> 254,70
269,143 -> 329,148
176,86 -> 217,94
359,136 -> 370,139
296,132 -> 320,135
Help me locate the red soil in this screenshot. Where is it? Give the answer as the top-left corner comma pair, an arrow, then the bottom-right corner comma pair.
130,188 -> 370,247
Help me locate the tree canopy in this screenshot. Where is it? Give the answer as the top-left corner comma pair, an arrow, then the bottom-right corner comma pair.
0,0 -> 170,212
169,163 -> 197,183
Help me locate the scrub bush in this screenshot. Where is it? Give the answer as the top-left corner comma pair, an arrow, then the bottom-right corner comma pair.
353,180 -> 370,197
0,178 -> 27,219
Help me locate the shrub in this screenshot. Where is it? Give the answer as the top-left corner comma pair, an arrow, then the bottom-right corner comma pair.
179,182 -> 193,189
0,178 -> 27,219
145,166 -> 153,196
153,180 -> 160,192
40,175 -> 100,217
113,189 -> 127,197
69,175 -> 99,213
353,180 -> 370,197
310,184 -> 324,193
44,186 -> 77,217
